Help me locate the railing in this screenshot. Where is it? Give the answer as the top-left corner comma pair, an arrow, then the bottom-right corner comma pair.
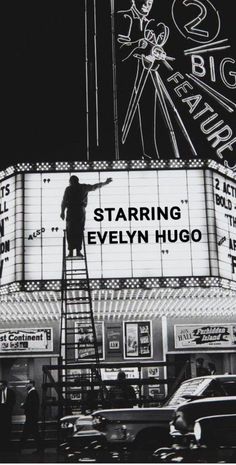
42,359 -> 183,416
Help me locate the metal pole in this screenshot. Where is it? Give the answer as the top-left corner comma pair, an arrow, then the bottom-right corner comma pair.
93,0 -> 99,146
110,0 -> 120,160
85,0 -> 90,160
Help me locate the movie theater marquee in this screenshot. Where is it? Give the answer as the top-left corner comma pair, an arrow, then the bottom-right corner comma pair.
0,162 -> 236,287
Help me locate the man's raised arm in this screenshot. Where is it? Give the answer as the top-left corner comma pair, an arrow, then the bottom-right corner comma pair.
90,178 -> 113,191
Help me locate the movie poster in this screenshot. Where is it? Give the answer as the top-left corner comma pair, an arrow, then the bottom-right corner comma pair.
124,321 -> 152,358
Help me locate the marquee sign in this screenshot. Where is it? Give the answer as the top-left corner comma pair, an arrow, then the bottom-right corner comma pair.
22,169 -> 209,281
175,323 -> 236,348
113,0 -> 236,168
1,166 -> 236,286
214,172 -> 236,280
0,177 -> 17,284
0,328 -> 53,353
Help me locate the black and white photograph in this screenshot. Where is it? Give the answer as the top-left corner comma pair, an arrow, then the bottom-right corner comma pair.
1,1 -> 236,463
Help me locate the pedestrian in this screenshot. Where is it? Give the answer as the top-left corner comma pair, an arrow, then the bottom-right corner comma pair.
60,175 -> 112,257
20,380 -> 43,454
196,357 -> 210,377
0,380 -> 15,451
208,362 -> 216,375
107,371 -> 137,408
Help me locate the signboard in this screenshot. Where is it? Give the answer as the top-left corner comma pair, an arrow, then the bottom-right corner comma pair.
0,176 -> 18,285
214,172 -> 236,281
107,324 -> 122,356
124,321 -> 152,359
4,3 -> 236,171
175,323 -> 236,348
0,328 -> 53,352
101,367 -> 139,381
3,168 -> 236,285
75,322 -> 104,360
23,169 -> 210,280
114,0 -> 236,169
147,367 -> 163,400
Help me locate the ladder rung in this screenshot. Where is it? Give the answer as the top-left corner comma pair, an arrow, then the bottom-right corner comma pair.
66,360 -> 98,363
61,331 -> 93,334
65,288 -> 89,291
61,333 -> 93,336
65,273 -> 87,277
62,323 -> 93,336
65,275 -> 87,278
68,295 -> 89,300
63,317 -> 92,321
62,321 -> 92,325
66,296 -> 90,299
66,257 -> 85,260
61,325 -> 93,329
65,303 -> 90,307
65,267 -> 86,271
62,311 -> 91,315
65,301 -> 90,307
61,341 -> 95,344
65,269 -> 86,272
62,309 -> 91,312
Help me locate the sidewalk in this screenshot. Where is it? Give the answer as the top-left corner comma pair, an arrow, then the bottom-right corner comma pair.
0,447 -> 62,464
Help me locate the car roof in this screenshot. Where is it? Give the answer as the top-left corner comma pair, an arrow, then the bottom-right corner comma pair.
182,375 -> 236,383
182,396 -> 236,406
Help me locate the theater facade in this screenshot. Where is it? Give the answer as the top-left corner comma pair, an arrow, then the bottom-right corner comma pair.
0,158 -> 236,416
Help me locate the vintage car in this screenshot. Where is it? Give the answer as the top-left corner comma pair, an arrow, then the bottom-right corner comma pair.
154,398 -> 236,463
60,375 -> 236,462
59,414 -> 93,440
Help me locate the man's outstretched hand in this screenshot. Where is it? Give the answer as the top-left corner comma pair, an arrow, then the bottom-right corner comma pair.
106,178 -> 113,184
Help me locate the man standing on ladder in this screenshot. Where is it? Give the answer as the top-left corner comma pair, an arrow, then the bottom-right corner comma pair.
60,175 -> 112,258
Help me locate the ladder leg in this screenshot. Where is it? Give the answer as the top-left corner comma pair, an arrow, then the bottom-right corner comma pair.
59,230 -> 106,415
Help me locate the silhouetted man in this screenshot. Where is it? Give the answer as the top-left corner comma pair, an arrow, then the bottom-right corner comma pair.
208,362 -> 216,375
61,175 -> 112,257
107,371 -> 137,408
196,358 -> 210,377
20,380 -> 42,454
0,380 -> 15,451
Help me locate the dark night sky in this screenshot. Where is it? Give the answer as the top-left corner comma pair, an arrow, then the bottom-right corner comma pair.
2,2 -> 87,168
2,1 -> 236,170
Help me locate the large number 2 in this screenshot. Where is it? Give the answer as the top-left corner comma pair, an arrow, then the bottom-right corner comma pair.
172,0 -> 220,43
183,0 -> 209,38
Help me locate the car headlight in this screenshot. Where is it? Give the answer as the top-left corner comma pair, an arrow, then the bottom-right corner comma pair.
170,422 -> 176,435
60,421 -> 74,429
174,411 -> 188,433
194,421 -> 201,442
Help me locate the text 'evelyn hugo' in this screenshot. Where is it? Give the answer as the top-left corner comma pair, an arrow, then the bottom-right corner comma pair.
87,206 -> 202,245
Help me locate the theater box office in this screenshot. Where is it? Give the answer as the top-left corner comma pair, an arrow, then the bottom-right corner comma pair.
1,158 -> 236,416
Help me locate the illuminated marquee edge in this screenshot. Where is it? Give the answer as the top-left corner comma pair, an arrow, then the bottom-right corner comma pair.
0,159 -> 235,181
1,276 -> 236,298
